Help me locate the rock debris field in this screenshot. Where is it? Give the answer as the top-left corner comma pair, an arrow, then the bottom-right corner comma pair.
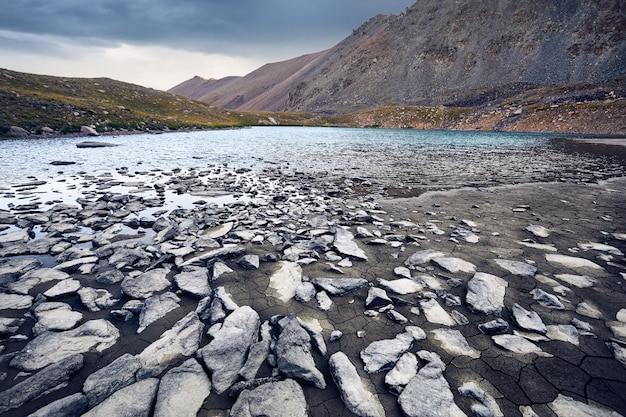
0,163 -> 625,417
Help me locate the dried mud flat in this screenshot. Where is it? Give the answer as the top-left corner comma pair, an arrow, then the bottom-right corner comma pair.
0,163 -> 625,417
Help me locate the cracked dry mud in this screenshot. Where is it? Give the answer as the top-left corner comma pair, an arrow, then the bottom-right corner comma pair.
0,164 -> 624,417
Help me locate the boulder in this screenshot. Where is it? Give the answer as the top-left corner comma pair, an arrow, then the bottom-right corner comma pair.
0,354 -> 83,415
199,306 -> 261,394
329,352 -> 385,417
10,319 -> 119,371
82,378 -> 159,417
466,272 -> 507,315
229,379 -> 308,417
153,358 -> 212,417
274,314 -> 326,389
82,353 -> 142,408
8,125 -> 29,136
360,331 -> 414,374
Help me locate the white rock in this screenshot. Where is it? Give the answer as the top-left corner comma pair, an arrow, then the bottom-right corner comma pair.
360,331 -> 414,373
333,226 -> 368,260
0,293 -> 33,310
203,222 -> 233,238
377,278 -> 423,294
329,352 -> 385,417
430,328 -> 480,359
32,302 -> 83,335
492,334 -> 549,356
267,261 -> 302,302
137,292 -> 181,333
511,303 -> 547,334
545,254 -> 604,270
554,274 -> 596,288
7,268 -> 69,294
546,325 -> 580,346
153,358 -> 211,417
578,242 -> 623,256
82,378 -> 159,417
432,257 -> 476,274
466,272 -> 507,315
404,249 -> 445,266
385,352 -> 418,393
43,278 -> 81,298
575,301 -> 603,319
548,394 -> 623,417
493,259 -> 537,277
316,290 -> 333,311
229,379 -> 308,417
526,224 -> 550,238
458,381 -> 503,417
419,298 -> 456,326
517,240 -> 558,252
530,288 -> 565,309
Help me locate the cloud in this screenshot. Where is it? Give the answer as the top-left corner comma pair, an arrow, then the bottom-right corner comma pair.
0,0 -> 415,89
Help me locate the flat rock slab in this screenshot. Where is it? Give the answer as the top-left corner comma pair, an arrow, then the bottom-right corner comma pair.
432,257 -> 476,274
493,259 -> 537,277
545,254 -> 605,272
10,319 -> 119,371
0,293 -> 33,309
121,268 -> 170,299
82,378 -> 159,417
334,226 -> 368,260
230,379 -> 308,417
76,141 -> 117,148
267,261 -> 302,302
361,331 -> 414,374
465,272 -> 507,315
311,277 -> 368,295
154,358 -> 212,417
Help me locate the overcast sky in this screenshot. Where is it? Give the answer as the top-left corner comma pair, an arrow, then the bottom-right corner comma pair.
0,0 -> 414,90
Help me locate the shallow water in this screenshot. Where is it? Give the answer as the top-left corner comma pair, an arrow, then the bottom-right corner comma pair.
1,127 -> 623,189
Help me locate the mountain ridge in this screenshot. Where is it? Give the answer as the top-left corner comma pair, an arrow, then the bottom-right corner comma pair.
170,0 -> 626,113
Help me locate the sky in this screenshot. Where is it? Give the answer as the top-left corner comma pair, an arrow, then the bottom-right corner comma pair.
0,0 -> 414,91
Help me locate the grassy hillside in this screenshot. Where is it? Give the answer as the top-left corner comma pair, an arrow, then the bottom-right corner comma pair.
0,68 -> 255,136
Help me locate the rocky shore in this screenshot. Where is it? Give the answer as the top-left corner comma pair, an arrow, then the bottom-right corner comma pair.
0,163 -> 625,416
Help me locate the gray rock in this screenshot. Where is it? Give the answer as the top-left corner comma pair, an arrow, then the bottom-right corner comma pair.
466,272 -> 507,315
137,292 -> 181,333
360,331 -> 414,373
431,328 -> 480,358
478,318 -> 510,335
108,248 -> 151,269
7,268 -> 69,294
365,286 -> 392,309
398,360 -> 467,417
404,249 -> 445,266
199,306 -> 261,394
530,288 -> 565,309
311,277 -> 368,295
174,267 -> 211,298
239,321 -> 272,381
275,314 -> 326,389
385,352 -> 418,394
511,303 -> 547,334
0,316 -> 25,335
493,259 -> 537,277
77,127 -> 101,138
82,353 -> 142,408
432,257 -> 476,274
492,334 -> 547,355
458,381 -> 503,417
32,302 -> 83,335
0,257 -> 40,284
78,287 -> 118,312
180,244 -> 246,267
333,226 -> 368,260
548,394 -> 623,417
154,358 -> 211,417
526,224 -> 550,238
295,281 -> 317,302
203,221 -> 234,239
238,254 -> 260,269
82,378 -> 159,417
53,256 -> 99,273
0,293 -> 33,309
0,354 -> 83,415
329,351 -> 385,417
10,319 -> 119,371
212,261 -> 234,280
229,379 -> 308,417
43,278 -> 82,298
25,393 -> 88,417
0,228 -> 30,247
95,269 -> 125,284
121,268 -> 170,299
378,278 -> 423,295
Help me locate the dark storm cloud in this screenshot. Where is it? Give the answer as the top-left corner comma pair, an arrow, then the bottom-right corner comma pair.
0,0 -> 414,55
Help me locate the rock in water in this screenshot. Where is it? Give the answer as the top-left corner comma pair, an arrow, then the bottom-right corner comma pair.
329,351 -> 386,417
82,378 -> 159,417
199,306 -> 261,394
0,354 -> 83,415
360,331 -> 414,374
10,319 -> 119,371
274,314 -> 326,389
466,272 -> 507,315
153,358 -> 211,417
398,361 -> 467,417
229,379 -> 308,417
333,226 -> 368,260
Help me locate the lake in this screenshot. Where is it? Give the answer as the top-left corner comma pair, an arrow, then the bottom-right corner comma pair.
0,126 -> 624,190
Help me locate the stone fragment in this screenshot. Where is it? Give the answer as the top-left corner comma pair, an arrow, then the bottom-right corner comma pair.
32,302 -> 83,335
203,221 -> 233,239
432,257 -> 476,274
377,278 -> 423,294
121,268 -> 170,299
548,394 -> 623,417
311,277 -> 368,295
239,321 -> 272,381
360,331 -> 414,374
492,335 -> 548,356
173,267 -> 210,298
365,287 -> 392,309
493,259 -> 537,277
0,293 -> 33,309
295,281 -> 317,302
511,303 -> 547,334
334,226 -> 368,260
526,224 -> 550,238
419,298 -> 456,326
466,272 -> 507,315
199,306 -> 261,394
554,273 -> 596,288
238,254 -> 260,269
25,392 -> 88,417
398,360 -> 466,417
43,278 -> 81,298
545,254 -> 604,270
0,355 -> 83,415
530,288 -> 565,309
153,358 -> 211,417
478,318 -> 509,335
329,351 -> 385,417
0,317 -> 24,335
83,353 -> 142,408
82,378 -> 159,417
458,381 -> 503,417
137,292 -> 181,333
404,249 -> 445,266
10,319 -> 119,371
267,261 -> 302,302
274,314 -> 326,388
385,352 -> 418,394
7,268 -> 69,294
431,328 -> 480,358
316,290 -> 333,310
78,287 -> 118,312
545,325 -> 580,346
229,379 -> 308,417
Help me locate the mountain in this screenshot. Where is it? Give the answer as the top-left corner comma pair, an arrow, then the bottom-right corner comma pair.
170,0 -> 626,114
0,68 -> 254,136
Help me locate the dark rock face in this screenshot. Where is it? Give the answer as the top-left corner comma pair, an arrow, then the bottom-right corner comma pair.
170,0 -> 626,112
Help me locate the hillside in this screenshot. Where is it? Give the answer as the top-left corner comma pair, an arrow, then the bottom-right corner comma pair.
0,68 -> 254,136
171,0 -> 626,120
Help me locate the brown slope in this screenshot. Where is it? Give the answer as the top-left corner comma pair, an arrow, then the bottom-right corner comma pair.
173,0 -> 626,113
169,75 -> 241,101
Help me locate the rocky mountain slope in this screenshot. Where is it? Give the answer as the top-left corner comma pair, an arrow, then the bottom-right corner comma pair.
170,0 -> 626,116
